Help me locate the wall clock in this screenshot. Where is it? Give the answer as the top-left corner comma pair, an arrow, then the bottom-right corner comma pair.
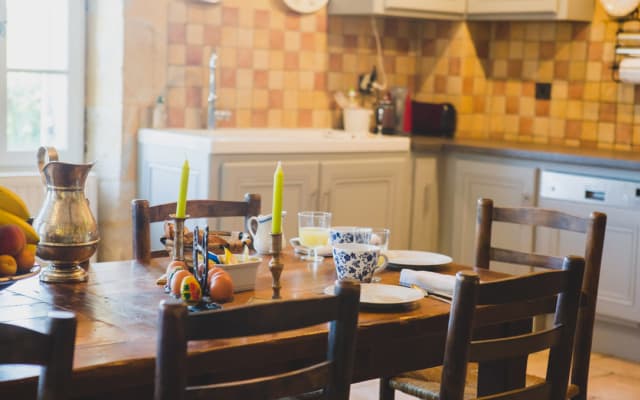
283,0 -> 328,13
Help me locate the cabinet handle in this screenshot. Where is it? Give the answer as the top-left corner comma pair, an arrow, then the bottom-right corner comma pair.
522,193 -> 531,204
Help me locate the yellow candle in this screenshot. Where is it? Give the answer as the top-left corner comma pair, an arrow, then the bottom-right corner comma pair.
271,161 -> 283,234
176,159 -> 189,218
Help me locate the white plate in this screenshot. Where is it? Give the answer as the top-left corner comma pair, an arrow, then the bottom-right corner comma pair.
290,237 -> 332,257
324,283 -> 424,308
385,250 -> 452,267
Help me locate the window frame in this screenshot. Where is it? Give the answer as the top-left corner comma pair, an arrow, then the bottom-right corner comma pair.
0,0 -> 85,168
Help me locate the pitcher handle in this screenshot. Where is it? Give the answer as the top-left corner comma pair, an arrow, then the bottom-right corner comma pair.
37,147 -> 59,186
246,216 -> 259,238
37,146 -> 59,171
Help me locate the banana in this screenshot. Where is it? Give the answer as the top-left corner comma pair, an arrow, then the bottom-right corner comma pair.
0,208 -> 39,244
0,185 -> 30,220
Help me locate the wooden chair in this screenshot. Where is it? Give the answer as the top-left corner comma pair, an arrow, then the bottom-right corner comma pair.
389,256 -> 584,400
154,279 -> 360,400
131,193 -> 261,263
381,198 -> 606,400
0,311 -> 77,400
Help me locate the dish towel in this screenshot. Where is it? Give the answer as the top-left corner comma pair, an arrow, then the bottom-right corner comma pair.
399,269 -> 456,297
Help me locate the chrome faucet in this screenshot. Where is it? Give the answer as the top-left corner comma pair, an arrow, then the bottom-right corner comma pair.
207,51 -> 218,129
207,50 -> 232,129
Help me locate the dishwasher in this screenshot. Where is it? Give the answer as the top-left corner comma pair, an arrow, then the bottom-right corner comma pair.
538,170 -> 640,361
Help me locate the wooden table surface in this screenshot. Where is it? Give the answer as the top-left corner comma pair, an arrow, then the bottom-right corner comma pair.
0,250 -> 507,399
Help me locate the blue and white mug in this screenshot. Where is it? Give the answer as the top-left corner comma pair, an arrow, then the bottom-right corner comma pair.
332,243 -> 388,283
330,226 -> 372,245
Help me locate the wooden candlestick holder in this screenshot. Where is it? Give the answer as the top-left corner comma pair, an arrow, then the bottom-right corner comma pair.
269,232 -> 284,299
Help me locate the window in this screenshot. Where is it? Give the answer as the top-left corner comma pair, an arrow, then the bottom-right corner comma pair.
0,0 -> 85,168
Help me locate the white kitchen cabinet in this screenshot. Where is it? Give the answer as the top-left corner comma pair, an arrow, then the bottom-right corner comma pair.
466,0 -> 594,21
319,158 -> 410,249
328,0 -> 465,19
445,157 -> 537,274
219,157 -> 411,250
410,156 -> 439,251
219,161 -> 320,237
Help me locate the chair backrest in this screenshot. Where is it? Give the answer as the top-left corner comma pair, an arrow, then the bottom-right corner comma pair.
0,311 -> 77,400
131,193 -> 261,263
474,198 -> 606,400
440,256 -> 585,400
154,280 -> 361,400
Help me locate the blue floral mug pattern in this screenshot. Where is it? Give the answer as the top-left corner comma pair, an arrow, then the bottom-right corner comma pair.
332,243 -> 388,283
330,226 -> 372,245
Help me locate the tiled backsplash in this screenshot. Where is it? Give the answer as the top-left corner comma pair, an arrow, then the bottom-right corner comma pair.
415,9 -> 639,151
162,1 -> 637,151
163,1 -> 419,131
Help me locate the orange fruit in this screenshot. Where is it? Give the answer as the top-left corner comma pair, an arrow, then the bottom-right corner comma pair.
15,243 -> 36,273
0,254 -> 18,276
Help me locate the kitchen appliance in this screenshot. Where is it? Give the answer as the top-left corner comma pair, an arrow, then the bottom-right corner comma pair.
538,170 -> 640,360
411,101 -> 456,138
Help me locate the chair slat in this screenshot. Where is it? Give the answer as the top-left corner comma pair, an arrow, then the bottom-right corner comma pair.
470,326 -> 562,362
473,297 -> 557,328
490,248 -> 565,270
492,207 -> 589,233
187,361 -> 330,400
477,270 -> 569,305
187,295 -> 342,340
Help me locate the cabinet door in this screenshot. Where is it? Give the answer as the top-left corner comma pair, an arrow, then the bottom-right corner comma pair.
319,157 -> 410,249
451,158 -> 537,274
410,156 -> 439,251
385,0 -> 465,14
536,200 -> 640,324
219,161 -> 320,237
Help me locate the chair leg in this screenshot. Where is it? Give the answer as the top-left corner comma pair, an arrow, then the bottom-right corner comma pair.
379,377 -> 395,400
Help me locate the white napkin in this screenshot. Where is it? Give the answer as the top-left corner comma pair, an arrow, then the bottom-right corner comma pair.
399,269 -> 456,297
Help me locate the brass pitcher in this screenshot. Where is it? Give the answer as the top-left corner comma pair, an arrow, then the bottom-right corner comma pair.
33,147 -> 99,283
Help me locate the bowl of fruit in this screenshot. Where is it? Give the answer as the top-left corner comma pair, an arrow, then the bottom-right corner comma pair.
0,185 -> 41,291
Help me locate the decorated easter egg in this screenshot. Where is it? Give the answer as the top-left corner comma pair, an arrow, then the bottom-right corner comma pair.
170,269 -> 192,296
180,275 -> 202,304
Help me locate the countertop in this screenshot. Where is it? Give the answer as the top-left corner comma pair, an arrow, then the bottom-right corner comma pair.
411,136 -> 640,171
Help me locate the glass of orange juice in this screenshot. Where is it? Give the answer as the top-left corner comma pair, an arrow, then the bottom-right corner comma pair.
297,211 -> 332,262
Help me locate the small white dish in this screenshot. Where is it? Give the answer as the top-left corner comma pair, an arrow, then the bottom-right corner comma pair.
289,237 -> 332,257
385,250 -> 453,267
599,0 -> 640,17
217,257 -> 261,292
324,283 -> 423,308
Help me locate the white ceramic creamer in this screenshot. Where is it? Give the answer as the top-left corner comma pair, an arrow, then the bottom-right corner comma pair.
246,211 -> 287,254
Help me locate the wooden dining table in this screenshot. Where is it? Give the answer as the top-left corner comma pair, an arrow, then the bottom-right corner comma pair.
0,249 -> 513,399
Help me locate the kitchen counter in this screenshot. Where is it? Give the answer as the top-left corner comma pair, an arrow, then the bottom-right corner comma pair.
139,128 -> 410,154
412,137 -> 640,171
